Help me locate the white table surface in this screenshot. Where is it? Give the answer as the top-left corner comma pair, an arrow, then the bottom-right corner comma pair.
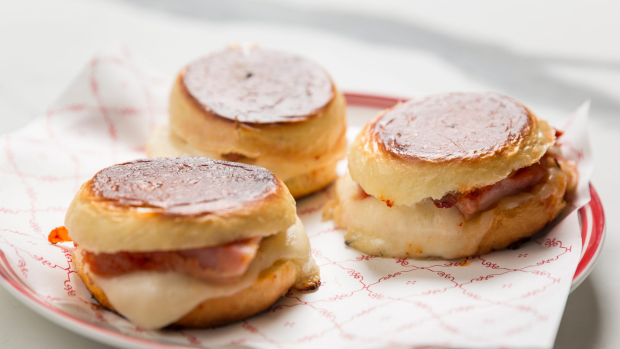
0,0 -> 618,348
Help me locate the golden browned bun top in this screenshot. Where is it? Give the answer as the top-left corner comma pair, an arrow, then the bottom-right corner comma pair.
88,157 -> 278,216
373,92 -> 531,162
182,47 -> 334,124
348,92 -> 556,206
65,157 -> 297,253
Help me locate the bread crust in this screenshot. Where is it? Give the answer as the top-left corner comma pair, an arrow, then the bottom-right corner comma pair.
182,47 -> 334,124
281,161 -> 339,199
74,251 -> 302,328
348,93 -> 556,206
65,158 -> 297,254
170,74 -> 347,159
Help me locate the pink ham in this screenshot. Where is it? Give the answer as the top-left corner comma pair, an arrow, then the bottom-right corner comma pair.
433,160 -> 547,215
82,237 -> 262,283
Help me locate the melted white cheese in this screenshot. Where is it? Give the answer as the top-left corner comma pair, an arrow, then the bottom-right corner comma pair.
336,170 -> 564,259
88,218 -> 314,329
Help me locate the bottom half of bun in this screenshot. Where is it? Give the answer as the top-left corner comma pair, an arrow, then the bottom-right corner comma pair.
328,165 -> 570,259
146,125 -> 344,198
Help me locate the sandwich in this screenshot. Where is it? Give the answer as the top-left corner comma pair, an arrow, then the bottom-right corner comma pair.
50,157 -> 320,329
328,92 -> 577,258
147,45 -> 347,198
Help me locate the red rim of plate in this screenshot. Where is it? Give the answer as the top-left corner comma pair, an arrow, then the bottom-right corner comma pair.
576,184 -> 605,280
0,92 -> 606,349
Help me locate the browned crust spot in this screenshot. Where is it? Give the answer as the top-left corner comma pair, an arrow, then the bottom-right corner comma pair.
371,92 -> 533,163
85,157 -> 281,217
181,48 -> 334,125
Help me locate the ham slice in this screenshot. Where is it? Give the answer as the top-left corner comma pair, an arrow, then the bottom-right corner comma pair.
82,237 -> 262,283
433,160 -> 547,215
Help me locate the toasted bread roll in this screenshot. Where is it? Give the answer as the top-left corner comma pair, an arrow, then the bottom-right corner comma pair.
64,157 -> 319,329
147,47 -> 347,198
329,92 -> 576,258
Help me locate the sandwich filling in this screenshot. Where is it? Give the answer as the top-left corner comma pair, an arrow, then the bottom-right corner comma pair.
432,158 -> 548,216
332,147 -> 576,259
54,218 -> 317,330
87,218 -> 316,330
82,236 -> 262,283
355,149 -> 573,216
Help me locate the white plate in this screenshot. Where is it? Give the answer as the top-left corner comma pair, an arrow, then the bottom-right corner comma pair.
0,92 -> 604,349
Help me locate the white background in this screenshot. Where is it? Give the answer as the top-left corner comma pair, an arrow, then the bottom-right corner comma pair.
0,0 -> 618,348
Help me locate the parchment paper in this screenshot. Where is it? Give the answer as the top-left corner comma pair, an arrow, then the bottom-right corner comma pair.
0,47 -> 594,349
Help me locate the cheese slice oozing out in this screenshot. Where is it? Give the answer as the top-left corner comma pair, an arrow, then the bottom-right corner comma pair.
336,165 -> 567,259
87,218 -> 315,329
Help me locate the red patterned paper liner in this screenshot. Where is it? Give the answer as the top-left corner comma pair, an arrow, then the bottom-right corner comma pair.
0,92 -> 605,349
